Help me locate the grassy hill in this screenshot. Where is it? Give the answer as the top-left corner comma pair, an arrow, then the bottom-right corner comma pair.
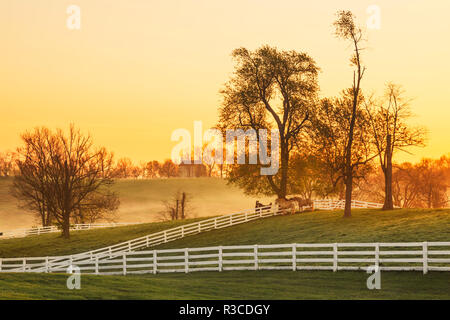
0,217 -> 209,258
1,208 -> 449,300
1,208 -> 449,258
0,177 -> 270,230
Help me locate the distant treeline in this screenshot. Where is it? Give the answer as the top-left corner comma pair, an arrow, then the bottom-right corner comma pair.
1,148 -> 448,209
0,151 -> 221,179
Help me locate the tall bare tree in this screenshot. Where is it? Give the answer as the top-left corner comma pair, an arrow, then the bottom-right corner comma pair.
333,10 -> 367,217
365,83 -> 427,210
12,125 -> 119,238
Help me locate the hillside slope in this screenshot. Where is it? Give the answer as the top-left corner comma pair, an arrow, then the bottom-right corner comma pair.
0,177 -> 269,230
1,208 -> 449,258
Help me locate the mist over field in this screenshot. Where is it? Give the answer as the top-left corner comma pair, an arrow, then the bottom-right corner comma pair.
0,177 -> 271,230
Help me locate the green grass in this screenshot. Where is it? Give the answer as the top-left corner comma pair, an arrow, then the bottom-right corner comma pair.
1,208 -> 449,300
0,217 -> 208,258
1,208 -> 449,258
0,271 -> 448,300
152,208 -> 450,251
0,177 -> 267,230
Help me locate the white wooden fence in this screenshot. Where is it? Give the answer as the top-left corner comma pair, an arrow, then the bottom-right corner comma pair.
0,205 -> 287,272
313,199 -> 392,210
1,242 -> 448,275
0,199 -> 391,241
0,200 -> 401,273
0,223 -> 140,240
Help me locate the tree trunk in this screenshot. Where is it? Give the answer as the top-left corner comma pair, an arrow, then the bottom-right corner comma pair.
279,142 -> 289,199
344,170 -> 353,218
61,216 -> 70,239
181,192 -> 186,219
383,134 -> 394,210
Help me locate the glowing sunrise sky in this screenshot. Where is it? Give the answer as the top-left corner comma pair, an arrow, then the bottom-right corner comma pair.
1,0 -> 449,163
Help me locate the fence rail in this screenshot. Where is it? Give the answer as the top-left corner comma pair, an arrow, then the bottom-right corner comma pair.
0,223 -> 140,240
0,199 -> 391,241
312,199 -> 392,210
0,199 -> 399,273
1,242 -> 448,275
0,205 -> 288,272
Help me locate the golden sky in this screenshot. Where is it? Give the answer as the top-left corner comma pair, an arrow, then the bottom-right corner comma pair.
1,0 -> 449,163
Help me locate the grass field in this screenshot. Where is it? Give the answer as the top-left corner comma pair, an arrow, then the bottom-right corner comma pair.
1,202 -> 449,300
1,208 -> 449,258
0,271 -> 448,300
0,217 -> 209,258
0,177 -> 269,230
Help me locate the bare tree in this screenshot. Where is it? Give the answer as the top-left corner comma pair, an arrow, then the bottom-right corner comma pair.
158,191 -> 192,221
365,83 -> 427,210
160,159 -> 178,178
0,151 -> 17,177
113,157 -> 134,178
143,160 -> 160,178
333,10 -> 367,217
11,125 -> 119,238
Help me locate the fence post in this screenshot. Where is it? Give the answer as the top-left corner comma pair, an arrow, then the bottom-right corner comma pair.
214,218 -> 217,229
292,244 -> 297,271
245,211 -> 248,222
181,226 -> 185,237
218,246 -> 223,272
375,243 -> 380,268
153,250 -> 157,274
95,256 -> 99,275
122,253 -> 127,275
45,257 -> 49,273
128,241 -> 132,251
0,258 -> 2,272
184,248 -> 189,273
254,245 -> 258,271
146,236 -> 149,247
198,223 -> 201,233
164,231 -> 167,243
333,243 -> 338,272
22,258 -> 26,272
423,242 -> 428,274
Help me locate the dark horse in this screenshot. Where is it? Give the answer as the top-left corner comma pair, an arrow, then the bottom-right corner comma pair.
255,200 -> 272,214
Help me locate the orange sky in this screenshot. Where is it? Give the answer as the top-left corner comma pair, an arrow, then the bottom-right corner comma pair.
1,0 -> 449,163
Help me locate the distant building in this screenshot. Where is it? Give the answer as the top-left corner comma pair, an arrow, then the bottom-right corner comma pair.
178,163 -> 207,178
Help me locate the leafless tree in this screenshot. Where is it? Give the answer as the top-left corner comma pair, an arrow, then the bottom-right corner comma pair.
158,190 -> 192,221
160,159 -> 178,178
333,10 -> 367,217
11,125 -> 119,238
365,83 -> 427,209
